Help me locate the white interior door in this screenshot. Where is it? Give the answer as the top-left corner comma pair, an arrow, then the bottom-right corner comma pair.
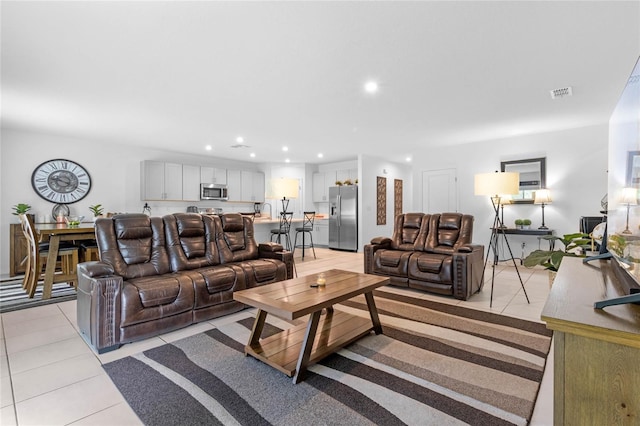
422,169 -> 457,213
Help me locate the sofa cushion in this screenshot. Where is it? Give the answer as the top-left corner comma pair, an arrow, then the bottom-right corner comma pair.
408,252 -> 453,284
426,213 -> 474,255
120,273 -> 194,327
164,213 -> 220,271
239,259 -> 288,287
371,249 -> 412,277
217,214 -> 259,263
96,214 -> 170,279
391,213 -> 430,251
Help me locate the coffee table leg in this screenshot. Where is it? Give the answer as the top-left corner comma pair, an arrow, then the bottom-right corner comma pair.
293,310 -> 321,384
247,309 -> 268,353
364,291 -> 383,334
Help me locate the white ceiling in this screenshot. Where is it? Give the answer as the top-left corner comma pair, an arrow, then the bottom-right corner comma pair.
2,1 -> 639,164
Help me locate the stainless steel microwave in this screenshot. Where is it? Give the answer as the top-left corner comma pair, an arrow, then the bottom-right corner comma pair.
200,184 -> 228,200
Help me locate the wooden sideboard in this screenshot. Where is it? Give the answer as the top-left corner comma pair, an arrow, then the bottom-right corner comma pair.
10,223 -> 28,276
541,256 -> 640,425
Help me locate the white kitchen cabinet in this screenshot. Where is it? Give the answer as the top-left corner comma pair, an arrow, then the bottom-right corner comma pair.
182,164 -> 201,201
141,161 -> 183,201
200,166 -> 227,185
313,221 -> 329,246
227,170 -> 265,202
252,171 -> 265,203
312,172 -> 334,202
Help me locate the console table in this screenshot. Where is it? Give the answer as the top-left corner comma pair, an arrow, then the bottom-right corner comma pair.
541,257 -> 640,424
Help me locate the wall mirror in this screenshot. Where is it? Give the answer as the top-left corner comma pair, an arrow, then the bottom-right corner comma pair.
500,157 -> 546,204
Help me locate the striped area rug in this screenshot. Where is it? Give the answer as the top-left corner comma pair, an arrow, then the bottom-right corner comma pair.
104,289 -> 552,426
0,278 -> 76,313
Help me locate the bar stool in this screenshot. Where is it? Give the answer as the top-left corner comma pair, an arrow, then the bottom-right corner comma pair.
293,211 -> 316,259
270,211 -> 293,251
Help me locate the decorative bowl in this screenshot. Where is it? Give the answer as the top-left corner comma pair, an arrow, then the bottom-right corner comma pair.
65,215 -> 84,227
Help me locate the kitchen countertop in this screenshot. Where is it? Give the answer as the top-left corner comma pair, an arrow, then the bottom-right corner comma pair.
253,216 -> 328,224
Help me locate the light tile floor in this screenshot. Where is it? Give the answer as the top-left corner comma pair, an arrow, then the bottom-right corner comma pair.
0,248 -> 553,425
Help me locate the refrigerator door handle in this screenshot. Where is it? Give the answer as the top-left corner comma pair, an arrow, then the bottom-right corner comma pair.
337,194 -> 341,227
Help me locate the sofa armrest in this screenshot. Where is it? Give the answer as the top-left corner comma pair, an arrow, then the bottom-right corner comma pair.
452,244 -> 485,300
364,237 -> 392,274
258,242 -> 283,253
77,262 -> 123,354
258,245 -> 294,279
456,244 -> 483,254
370,237 -> 392,247
78,261 -> 115,278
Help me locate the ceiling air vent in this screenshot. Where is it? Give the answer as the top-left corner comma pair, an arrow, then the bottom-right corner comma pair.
550,86 -> 573,99
230,144 -> 251,148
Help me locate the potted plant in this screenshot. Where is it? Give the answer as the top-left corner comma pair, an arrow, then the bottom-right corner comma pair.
515,219 -> 524,229
523,232 -> 591,285
344,179 -> 353,186
12,203 -> 31,215
522,219 -> 532,230
335,180 -> 343,186
89,204 -> 104,221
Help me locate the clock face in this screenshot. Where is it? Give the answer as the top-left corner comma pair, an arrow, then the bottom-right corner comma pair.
31,159 -> 92,204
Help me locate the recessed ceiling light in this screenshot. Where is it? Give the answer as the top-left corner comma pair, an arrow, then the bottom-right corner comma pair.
364,80 -> 379,94
285,158 -> 290,163
250,152 -> 256,158
236,136 -> 244,143
406,156 -> 412,162
317,153 -> 323,158
282,146 -> 289,152
205,145 -> 212,151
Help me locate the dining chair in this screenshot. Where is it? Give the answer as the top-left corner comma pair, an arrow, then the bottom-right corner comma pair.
19,214 -> 80,297
270,211 -> 294,251
293,211 -> 316,259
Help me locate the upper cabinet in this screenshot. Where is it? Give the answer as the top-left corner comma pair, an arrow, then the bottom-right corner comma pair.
200,166 -> 227,185
336,168 -> 357,184
227,170 -> 265,202
312,172 -> 332,202
182,164 -> 201,201
313,169 -> 358,202
141,161 -> 183,201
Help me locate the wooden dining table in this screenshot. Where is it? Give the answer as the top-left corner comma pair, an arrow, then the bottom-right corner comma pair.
35,222 -> 96,299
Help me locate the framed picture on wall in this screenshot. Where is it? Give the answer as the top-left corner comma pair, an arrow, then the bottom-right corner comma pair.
626,150 -> 640,187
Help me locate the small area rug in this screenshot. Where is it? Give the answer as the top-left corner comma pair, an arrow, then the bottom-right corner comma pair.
104,289 -> 552,426
0,278 -> 76,313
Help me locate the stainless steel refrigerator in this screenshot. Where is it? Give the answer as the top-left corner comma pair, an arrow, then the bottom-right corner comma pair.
329,185 -> 358,251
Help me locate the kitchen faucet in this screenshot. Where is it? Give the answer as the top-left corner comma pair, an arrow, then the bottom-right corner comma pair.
262,202 -> 273,219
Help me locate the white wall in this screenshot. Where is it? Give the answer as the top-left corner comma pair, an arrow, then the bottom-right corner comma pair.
411,124 -> 608,257
360,154 -> 414,249
1,124 -> 608,273
0,128 -> 264,274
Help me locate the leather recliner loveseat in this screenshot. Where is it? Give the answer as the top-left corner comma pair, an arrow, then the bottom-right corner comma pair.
77,212 -> 293,353
364,212 -> 484,300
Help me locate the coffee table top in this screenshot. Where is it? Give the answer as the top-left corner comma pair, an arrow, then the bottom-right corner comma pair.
233,269 -> 389,320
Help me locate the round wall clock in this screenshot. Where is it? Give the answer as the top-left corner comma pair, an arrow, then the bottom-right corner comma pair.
31,159 -> 92,203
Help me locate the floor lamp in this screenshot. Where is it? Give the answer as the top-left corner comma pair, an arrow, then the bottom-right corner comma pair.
475,172 -> 530,307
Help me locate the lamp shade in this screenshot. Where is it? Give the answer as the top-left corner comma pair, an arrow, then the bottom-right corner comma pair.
621,187 -> 638,205
267,178 -> 299,199
534,189 -> 552,204
474,172 -> 520,196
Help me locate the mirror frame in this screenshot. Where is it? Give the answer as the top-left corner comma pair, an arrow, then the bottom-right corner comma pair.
500,157 -> 546,204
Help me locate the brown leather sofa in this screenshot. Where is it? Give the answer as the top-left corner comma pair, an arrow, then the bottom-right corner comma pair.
364,212 -> 484,300
77,213 -> 293,353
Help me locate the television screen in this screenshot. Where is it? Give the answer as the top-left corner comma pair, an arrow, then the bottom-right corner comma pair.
606,57 -> 640,283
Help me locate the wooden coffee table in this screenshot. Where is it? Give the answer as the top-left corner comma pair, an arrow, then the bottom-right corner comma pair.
233,269 -> 389,383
